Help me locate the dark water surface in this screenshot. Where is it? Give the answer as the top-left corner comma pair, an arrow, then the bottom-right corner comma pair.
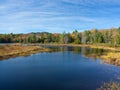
0,46 -> 120,90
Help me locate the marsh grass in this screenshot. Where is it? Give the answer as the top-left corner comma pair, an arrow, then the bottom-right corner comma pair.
101,52 -> 120,66
97,82 -> 120,90
0,44 -> 51,60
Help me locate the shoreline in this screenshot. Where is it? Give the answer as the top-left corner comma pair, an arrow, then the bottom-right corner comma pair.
0,44 -> 51,60
0,43 -> 120,66
29,43 -> 120,51
2,43 -> 120,51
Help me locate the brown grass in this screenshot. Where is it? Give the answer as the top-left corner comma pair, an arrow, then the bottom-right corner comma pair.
90,45 -> 120,51
100,52 -> 120,66
0,44 -> 51,60
97,82 -> 120,90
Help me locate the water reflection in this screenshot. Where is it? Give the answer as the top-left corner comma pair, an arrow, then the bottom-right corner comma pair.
47,46 -> 105,57
0,45 -> 120,90
0,45 -> 119,66
45,46 -> 119,66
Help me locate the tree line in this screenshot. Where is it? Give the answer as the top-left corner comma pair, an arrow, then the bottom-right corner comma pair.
0,27 -> 120,46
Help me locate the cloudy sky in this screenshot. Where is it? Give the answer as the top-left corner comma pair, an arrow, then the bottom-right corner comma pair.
0,0 -> 120,33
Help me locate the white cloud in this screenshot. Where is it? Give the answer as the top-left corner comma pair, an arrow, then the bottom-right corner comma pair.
0,0 -> 119,33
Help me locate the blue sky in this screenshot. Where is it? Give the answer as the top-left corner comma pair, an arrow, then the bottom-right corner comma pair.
0,0 -> 120,33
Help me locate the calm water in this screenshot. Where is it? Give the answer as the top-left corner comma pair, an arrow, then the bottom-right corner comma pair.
0,46 -> 120,90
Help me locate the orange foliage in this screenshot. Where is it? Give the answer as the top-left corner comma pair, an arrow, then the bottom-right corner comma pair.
53,33 -> 59,37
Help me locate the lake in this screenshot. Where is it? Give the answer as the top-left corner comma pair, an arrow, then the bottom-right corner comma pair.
0,46 -> 120,90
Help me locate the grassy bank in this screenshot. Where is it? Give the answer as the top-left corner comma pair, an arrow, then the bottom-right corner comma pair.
90,45 -> 120,51
0,44 -> 51,60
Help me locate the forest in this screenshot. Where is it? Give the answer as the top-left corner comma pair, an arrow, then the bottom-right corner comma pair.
0,27 -> 120,47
